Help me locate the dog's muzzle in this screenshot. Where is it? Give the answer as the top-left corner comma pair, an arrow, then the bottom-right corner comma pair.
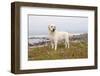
52,29 -> 55,32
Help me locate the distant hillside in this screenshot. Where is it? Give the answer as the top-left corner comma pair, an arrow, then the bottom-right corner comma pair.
70,33 -> 88,42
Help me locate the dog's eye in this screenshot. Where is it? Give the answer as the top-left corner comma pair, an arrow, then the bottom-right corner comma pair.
54,26 -> 55,28
51,26 -> 53,28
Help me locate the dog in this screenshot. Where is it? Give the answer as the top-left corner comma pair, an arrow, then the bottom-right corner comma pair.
48,24 -> 69,50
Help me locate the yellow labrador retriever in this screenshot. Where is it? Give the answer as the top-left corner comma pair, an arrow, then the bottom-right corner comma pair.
48,24 -> 69,50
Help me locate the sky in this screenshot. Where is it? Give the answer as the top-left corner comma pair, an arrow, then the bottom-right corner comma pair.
28,15 -> 88,36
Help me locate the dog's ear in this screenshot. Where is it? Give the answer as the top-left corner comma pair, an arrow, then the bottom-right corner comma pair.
54,26 -> 56,30
48,25 -> 50,30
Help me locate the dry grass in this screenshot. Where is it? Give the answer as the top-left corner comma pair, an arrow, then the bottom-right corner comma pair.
28,41 -> 88,60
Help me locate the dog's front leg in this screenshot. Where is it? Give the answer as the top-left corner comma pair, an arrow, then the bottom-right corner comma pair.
54,41 -> 57,50
51,41 -> 54,49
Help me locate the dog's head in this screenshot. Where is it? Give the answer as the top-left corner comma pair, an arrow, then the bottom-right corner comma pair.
48,24 -> 56,32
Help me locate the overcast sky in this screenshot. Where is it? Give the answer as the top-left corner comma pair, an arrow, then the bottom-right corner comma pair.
28,15 -> 88,36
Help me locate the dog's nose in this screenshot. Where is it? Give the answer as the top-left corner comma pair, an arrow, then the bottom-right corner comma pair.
52,29 -> 55,32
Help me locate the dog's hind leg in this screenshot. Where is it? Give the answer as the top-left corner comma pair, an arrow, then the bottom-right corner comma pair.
67,42 -> 69,48
65,39 -> 69,48
65,41 -> 67,48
